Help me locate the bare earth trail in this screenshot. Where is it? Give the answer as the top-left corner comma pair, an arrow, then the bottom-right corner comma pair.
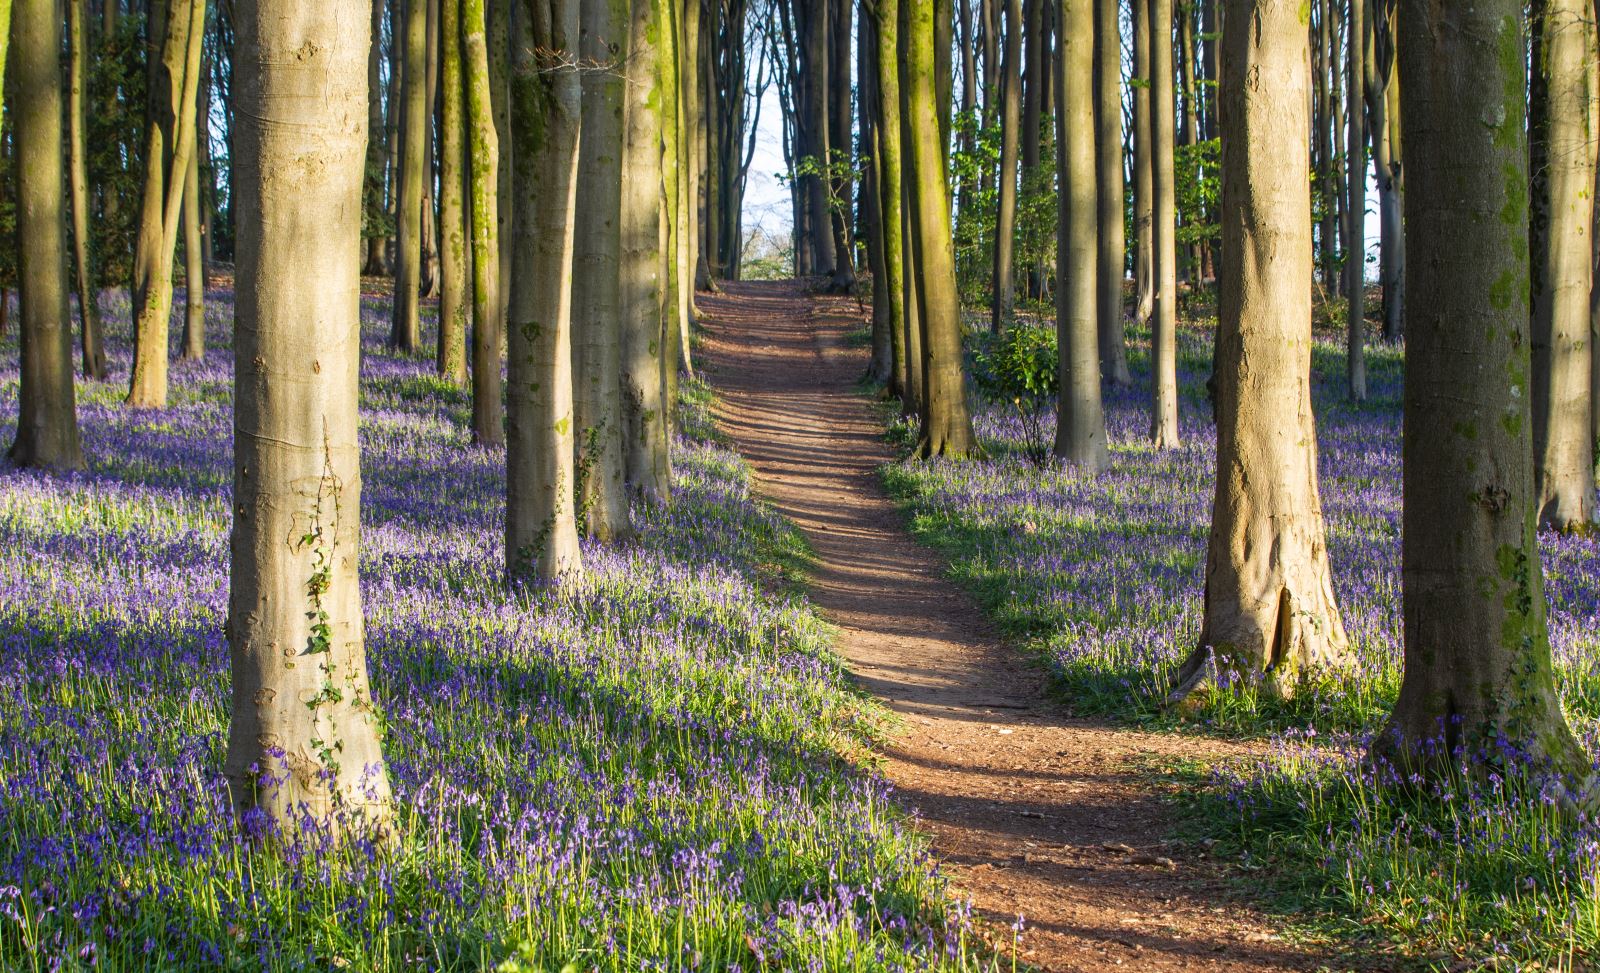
698,281 -> 1347,973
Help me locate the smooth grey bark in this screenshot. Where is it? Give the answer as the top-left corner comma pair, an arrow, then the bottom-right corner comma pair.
1377,0 -> 1589,785
571,0 -> 633,541
436,0 -> 469,383
506,0 -> 583,582
1148,0 -> 1179,448
619,0 -> 670,502
1529,0 -> 1597,530
1093,0 -> 1129,385
225,0 -> 392,827
390,0 -> 427,351
1173,0 -> 1350,705
489,0 -> 512,342
67,0 -> 105,379
1052,0 -> 1108,470
991,0 -> 1021,333
8,0 -> 85,472
181,148 -> 205,360
1344,0 -> 1365,401
465,0 -> 502,445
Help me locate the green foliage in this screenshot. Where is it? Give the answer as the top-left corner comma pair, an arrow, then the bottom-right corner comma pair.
949,108 -> 1000,302
970,323 -> 1057,466
1174,137 -> 1219,248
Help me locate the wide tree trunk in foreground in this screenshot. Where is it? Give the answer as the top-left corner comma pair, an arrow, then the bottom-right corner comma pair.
905,0 -> 977,457
1053,0 -> 1108,469
67,0 -> 105,379
572,0 -> 633,541
990,0 -> 1021,333
1529,0 -> 1597,530
464,0 -> 501,445
619,0 -> 669,502
1147,0 -> 1180,448
9,0 -> 85,472
436,0 -> 469,384
225,0 -> 392,827
1092,0 -> 1129,385
1344,0 -> 1365,401
1173,0 -> 1350,705
1376,0 -> 1589,785
390,0 -> 427,352
506,0 -> 583,582
127,0 -> 206,408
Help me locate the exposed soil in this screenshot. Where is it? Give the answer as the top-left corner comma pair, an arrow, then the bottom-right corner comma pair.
698,280 -> 1353,973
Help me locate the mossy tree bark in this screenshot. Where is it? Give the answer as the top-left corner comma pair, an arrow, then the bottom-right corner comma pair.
225,0 -> 392,828
990,0 -> 1020,333
572,0 -> 634,541
464,0 -> 502,445
1093,0 -> 1129,385
1173,0 -> 1351,705
905,0 -> 977,458
860,11 -> 895,387
1376,0 -> 1590,786
390,0 -> 428,352
126,0 -> 206,408
1147,0 -> 1180,448
506,0 -> 583,582
1344,0 -> 1366,402
67,0 -> 105,380
871,0 -> 907,399
436,0 -> 469,384
1052,0 -> 1108,470
1529,0 -> 1597,530
488,0 -> 513,348
8,0 -> 85,472
181,148 -> 205,361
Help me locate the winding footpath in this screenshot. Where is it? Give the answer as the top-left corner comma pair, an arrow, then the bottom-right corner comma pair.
698,281 -> 1348,972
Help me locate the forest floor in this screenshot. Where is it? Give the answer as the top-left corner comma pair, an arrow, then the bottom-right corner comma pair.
697,280 -> 1359,973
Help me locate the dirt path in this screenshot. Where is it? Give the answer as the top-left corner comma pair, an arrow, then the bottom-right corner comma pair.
698,281 -> 1342,973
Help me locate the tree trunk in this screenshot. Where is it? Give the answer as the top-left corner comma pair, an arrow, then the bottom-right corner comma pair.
861,11 -> 894,386
1376,0 -> 1589,786
391,0 -> 427,351
620,0 -> 670,502
506,0 -> 583,582
829,0 -> 855,292
1173,0 -> 1350,705
127,0 -> 206,408
1344,0 -> 1366,401
364,0 -> 389,275
67,0 -> 106,380
1093,0 -> 1130,385
8,0 -> 85,472
1529,0 -> 1597,530
436,0 -> 469,383
1148,0 -> 1180,448
419,0 -> 442,300
225,0 -> 392,827
1314,0 -> 1336,294
802,0 -> 836,278
1053,0 -> 1108,470
180,147 -> 205,360
464,0 -> 501,445
572,0 -> 633,542
991,0 -> 1021,332
874,0 -> 908,400
1366,4 -> 1402,342
906,0 -> 978,458
1130,0 -> 1154,325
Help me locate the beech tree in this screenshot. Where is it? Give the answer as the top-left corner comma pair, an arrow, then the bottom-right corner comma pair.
1344,0 -> 1365,402
1147,0 -> 1179,448
506,0 -> 583,583
1376,0 -> 1589,784
1130,0 -> 1153,325
1174,0 -> 1350,704
67,0 -> 105,379
464,0 -> 502,445
390,0 -> 427,352
990,0 -> 1020,332
225,0 -> 392,827
436,0 -> 469,384
1529,0 -> 1597,530
9,0 -> 85,472
1092,0 -> 1129,386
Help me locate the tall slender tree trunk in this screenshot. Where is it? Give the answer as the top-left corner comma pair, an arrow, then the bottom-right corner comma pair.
572,0 -> 633,541
1131,0 -> 1154,325
464,0 -> 501,444
1148,0 -> 1180,448
436,0 -> 469,383
906,0 -> 978,458
1314,0 -> 1336,294
1366,4 -> 1402,342
1377,0 -> 1589,787
126,0 -> 206,408
829,0 -> 855,291
488,0 -> 512,350
180,148 -> 205,359
991,0 -> 1021,332
1177,0 -> 1202,283
67,0 -> 105,379
1173,0 -> 1350,705
874,0 -> 908,400
419,0 -> 442,300
1094,0 -> 1130,385
1054,0 -> 1108,470
225,0 -> 392,827
364,0 -> 389,275
620,0 -> 669,501
391,0 -> 427,351
506,0 -> 583,582
1529,0 -> 1597,530
1345,0 -> 1366,401
8,0 -> 85,472
802,0 -> 836,277
861,20 -> 893,385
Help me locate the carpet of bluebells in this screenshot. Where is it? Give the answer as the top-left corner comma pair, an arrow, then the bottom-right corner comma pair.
884,307 -> 1600,967
0,289 -> 991,972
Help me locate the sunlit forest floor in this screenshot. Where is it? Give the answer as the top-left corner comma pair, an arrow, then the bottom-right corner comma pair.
879,291 -> 1600,968
0,284 -> 998,971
